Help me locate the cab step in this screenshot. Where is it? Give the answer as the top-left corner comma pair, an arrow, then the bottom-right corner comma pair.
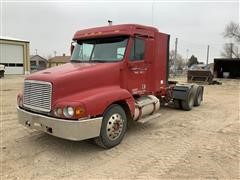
137,113 -> 161,124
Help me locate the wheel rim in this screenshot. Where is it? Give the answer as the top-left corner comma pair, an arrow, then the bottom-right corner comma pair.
106,113 -> 124,141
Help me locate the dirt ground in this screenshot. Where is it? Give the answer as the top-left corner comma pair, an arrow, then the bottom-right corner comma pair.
1,75 -> 239,180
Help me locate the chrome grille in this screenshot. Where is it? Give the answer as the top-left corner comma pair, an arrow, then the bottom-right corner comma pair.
23,80 -> 52,112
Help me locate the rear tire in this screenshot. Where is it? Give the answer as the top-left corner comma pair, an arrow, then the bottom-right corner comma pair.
194,86 -> 203,106
94,104 -> 127,149
181,88 -> 195,111
174,99 -> 182,109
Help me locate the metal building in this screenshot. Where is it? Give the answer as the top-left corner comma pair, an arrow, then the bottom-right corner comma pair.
214,58 -> 240,79
0,36 -> 30,74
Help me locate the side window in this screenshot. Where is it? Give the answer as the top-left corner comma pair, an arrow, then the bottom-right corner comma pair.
130,38 -> 145,60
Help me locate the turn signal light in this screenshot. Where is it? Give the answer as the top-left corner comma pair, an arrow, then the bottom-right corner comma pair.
75,106 -> 86,118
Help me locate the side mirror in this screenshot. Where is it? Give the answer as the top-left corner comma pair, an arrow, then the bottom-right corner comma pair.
70,42 -> 76,55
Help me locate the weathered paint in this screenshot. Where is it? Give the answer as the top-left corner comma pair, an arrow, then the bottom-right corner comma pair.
24,24 -> 169,119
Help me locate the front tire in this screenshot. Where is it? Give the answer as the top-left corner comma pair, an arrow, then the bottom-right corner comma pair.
94,104 -> 127,149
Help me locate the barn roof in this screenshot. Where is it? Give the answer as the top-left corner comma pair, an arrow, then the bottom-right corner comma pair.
48,55 -> 70,63
0,36 -> 29,43
30,55 -> 48,62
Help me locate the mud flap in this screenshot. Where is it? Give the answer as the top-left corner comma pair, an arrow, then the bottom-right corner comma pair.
172,84 -> 192,101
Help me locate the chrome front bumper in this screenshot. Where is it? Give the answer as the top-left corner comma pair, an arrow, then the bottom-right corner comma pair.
17,107 -> 102,141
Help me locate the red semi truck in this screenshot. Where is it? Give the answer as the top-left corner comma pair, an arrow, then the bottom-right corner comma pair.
17,24 -> 203,148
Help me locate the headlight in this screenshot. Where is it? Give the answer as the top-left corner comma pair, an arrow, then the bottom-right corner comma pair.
63,106 -> 74,118
54,107 -> 62,117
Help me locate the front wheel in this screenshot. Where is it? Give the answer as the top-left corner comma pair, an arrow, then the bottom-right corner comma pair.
94,104 -> 127,149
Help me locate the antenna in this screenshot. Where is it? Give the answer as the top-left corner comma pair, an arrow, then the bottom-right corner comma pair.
151,0 -> 155,25
108,20 -> 113,26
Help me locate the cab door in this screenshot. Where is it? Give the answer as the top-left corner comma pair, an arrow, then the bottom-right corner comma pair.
126,36 -> 148,95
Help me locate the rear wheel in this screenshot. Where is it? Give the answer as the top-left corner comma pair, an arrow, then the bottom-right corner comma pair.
174,99 -> 182,109
181,88 -> 195,111
194,86 -> 203,106
94,104 -> 127,149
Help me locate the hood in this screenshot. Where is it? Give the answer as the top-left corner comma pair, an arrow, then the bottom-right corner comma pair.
27,63 -> 99,81
26,62 -> 121,102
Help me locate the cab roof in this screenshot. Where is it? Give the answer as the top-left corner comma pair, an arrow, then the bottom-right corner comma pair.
73,24 -> 162,40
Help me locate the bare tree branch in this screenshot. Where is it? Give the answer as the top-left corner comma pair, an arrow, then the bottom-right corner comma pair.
223,22 -> 240,43
221,43 -> 240,58
222,22 -> 240,59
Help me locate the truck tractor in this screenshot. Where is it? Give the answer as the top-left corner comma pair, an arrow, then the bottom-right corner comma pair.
17,24 -> 204,148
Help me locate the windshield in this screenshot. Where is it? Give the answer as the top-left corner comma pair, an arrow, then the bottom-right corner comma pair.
71,36 -> 128,62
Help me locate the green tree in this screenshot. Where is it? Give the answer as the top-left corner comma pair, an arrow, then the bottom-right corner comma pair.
187,55 -> 199,67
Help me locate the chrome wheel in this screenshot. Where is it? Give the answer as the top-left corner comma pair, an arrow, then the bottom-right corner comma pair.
94,104 -> 127,149
106,113 -> 124,141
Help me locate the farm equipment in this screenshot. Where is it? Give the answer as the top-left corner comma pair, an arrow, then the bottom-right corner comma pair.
187,70 -> 213,83
17,24 -> 204,148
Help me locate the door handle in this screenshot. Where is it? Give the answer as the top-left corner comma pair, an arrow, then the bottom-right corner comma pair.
130,67 -> 148,71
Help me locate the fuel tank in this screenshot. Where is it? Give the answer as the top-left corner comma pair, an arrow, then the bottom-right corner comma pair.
133,95 -> 160,121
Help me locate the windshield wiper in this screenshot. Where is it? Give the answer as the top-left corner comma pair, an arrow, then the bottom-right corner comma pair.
71,60 -> 81,63
90,60 -> 108,63
71,60 -> 90,63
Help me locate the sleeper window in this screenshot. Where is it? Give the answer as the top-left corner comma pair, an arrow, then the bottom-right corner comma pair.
130,38 -> 145,60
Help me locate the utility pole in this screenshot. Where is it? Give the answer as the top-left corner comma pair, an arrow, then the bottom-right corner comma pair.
174,38 -> 178,77
186,48 -> 189,66
54,51 -> 57,57
35,49 -> 38,55
206,45 -> 210,65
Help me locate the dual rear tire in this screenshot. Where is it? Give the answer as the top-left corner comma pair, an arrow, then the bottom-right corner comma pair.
95,86 -> 203,148
193,85 -> 203,106
175,85 -> 203,111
